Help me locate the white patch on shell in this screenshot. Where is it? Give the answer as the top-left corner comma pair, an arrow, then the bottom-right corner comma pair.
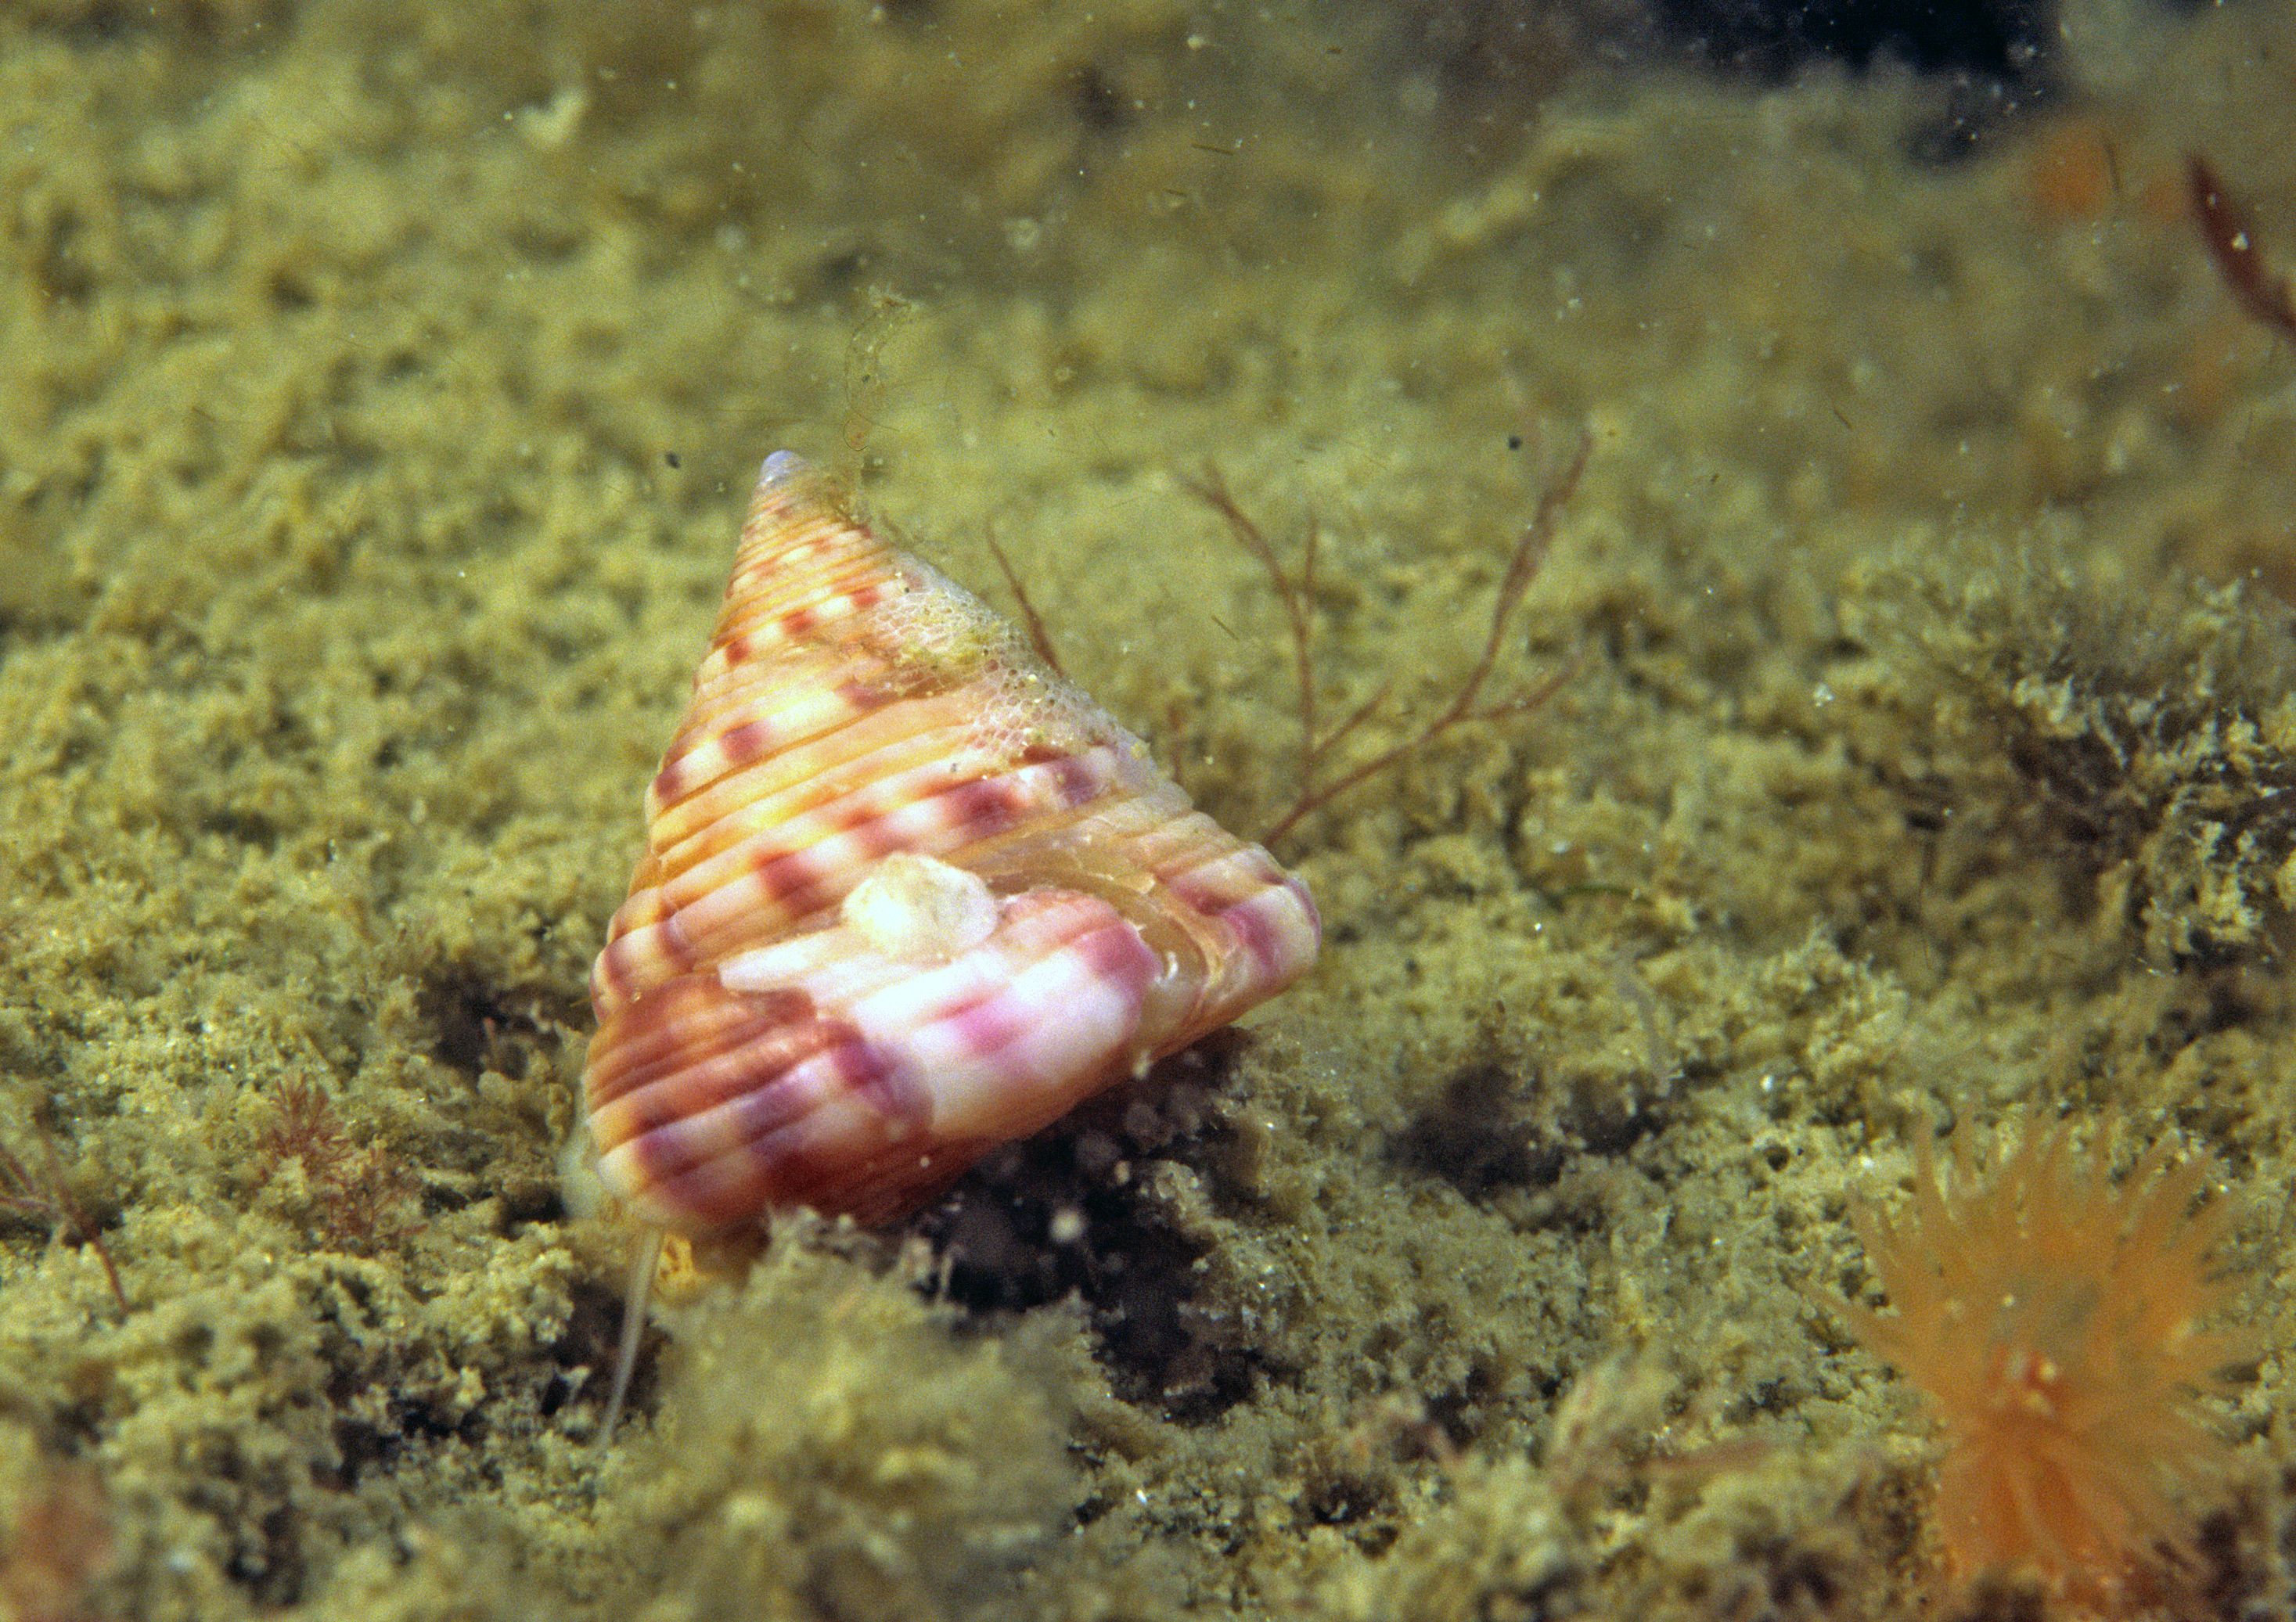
869,559 -> 1136,769
838,851 -> 999,963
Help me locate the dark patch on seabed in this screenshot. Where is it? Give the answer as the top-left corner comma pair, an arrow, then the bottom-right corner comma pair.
922,1037 -> 1273,1423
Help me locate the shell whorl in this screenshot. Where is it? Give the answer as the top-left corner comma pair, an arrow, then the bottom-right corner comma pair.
583,453 -> 1319,1231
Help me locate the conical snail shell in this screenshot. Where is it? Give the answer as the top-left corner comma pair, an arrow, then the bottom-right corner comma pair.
584,452 -> 1321,1231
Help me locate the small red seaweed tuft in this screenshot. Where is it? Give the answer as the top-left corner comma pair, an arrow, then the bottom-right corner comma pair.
254,1077 -> 416,1257
0,1126 -> 127,1316
1181,428 -> 1588,847
1840,1120 -> 2251,1610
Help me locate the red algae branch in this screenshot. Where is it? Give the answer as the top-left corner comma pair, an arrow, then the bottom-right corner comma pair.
0,1126 -> 126,1318
1185,429 -> 1590,847
2188,155 -> 2296,341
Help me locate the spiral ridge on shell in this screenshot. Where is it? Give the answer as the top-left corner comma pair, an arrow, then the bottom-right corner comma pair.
582,452 -> 1321,1231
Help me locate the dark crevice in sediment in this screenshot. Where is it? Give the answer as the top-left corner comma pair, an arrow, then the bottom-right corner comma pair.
1385,1060 -> 1662,1207
917,1033 -> 1279,1424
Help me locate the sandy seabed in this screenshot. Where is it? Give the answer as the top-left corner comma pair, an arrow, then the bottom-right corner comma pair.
2,2 -> 2294,1617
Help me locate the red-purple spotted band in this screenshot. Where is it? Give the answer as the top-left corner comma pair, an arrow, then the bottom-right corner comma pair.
581,451 -> 1320,1232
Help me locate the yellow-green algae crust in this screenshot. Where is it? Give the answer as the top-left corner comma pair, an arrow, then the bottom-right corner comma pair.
1,1 -> 2294,1618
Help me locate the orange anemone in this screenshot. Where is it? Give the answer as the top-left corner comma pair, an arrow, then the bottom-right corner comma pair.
1842,1122 -> 2251,1609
